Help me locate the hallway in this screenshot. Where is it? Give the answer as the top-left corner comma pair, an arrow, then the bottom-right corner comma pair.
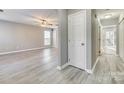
86,54 -> 124,84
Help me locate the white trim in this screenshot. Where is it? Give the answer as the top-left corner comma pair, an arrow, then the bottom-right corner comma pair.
86,69 -> 92,74
91,56 -> 99,73
0,47 -> 45,56
120,55 -> 124,62
56,66 -> 62,70
86,56 -> 100,74
98,17 -> 102,27
56,62 -> 69,70
122,57 -> 124,61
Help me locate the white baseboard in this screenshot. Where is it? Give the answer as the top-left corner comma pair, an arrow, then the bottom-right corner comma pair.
85,69 -> 92,74
0,47 -> 45,56
120,56 -> 124,62
57,57 -> 99,74
86,56 -> 100,74
56,63 -> 69,70
91,56 -> 99,73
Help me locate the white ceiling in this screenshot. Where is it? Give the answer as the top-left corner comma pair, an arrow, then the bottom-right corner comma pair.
96,9 -> 121,19
0,9 -> 58,27
96,9 -> 124,26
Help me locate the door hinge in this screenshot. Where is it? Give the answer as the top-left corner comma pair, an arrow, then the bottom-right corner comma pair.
68,58 -> 70,62
99,50 -> 101,54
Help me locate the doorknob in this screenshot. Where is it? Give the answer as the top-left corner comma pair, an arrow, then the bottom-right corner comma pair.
81,43 -> 85,46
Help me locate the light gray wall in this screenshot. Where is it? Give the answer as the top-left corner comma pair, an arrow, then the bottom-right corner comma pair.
116,25 -> 119,55
118,14 -> 124,61
58,9 -> 68,66
86,9 -> 92,70
91,9 -> 100,68
0,20 -> 44,53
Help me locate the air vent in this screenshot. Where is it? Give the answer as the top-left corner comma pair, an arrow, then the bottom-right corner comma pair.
0,9 -> 4,12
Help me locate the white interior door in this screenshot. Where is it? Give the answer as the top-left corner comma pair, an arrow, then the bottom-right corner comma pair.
68,11 -> 86,70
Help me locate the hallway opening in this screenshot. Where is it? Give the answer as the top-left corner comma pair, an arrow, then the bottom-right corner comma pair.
96,10 -> 120,56
100,26 -> 117,55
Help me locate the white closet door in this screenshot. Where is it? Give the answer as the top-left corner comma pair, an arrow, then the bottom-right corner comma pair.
68,11 -> 86,70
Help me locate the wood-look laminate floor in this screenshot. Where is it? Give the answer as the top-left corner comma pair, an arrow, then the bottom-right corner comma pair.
0,48 -> 124,84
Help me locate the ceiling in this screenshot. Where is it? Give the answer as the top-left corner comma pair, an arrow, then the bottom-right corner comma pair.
96,9 -> 121,19
0,9 -> 58,27
95,9 -> 124,26
1,9 -> 124,27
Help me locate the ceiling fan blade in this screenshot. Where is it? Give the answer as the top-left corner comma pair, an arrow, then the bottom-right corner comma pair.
22,13 -> 57,27
0,9 -> 4,12
22,14 -> 44,21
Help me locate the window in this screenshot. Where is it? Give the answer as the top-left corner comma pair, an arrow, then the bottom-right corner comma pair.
44,31 -> 51,46
105,30 -> 116,49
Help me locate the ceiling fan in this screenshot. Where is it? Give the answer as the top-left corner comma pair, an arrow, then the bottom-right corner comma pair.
0,9 -> 58,28
38,17 -> 58,28
38,19 -> 57,28
0,9 -> 4,12
24,13 -> 58,28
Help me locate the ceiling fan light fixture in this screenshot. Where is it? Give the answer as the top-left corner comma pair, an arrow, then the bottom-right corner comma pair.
104,14 -> 112,19
39,19 -> 57,28
0,9 -> 4,12
40,23 -> 57,28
